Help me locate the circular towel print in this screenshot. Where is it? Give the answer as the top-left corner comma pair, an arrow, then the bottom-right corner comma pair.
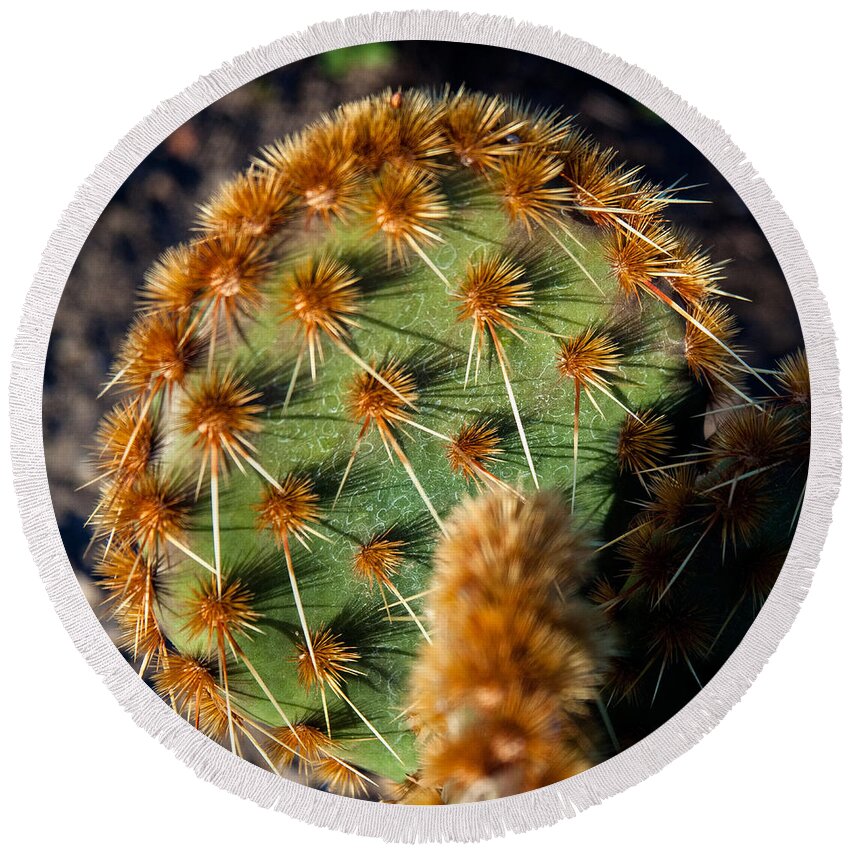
15,12 -> 837,842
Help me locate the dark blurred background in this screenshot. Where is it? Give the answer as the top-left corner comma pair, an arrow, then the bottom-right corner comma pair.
43,40 -> 803,607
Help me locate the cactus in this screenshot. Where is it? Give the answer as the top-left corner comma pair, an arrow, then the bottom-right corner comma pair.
408,489 -> 607,802
87,86 -> 809,801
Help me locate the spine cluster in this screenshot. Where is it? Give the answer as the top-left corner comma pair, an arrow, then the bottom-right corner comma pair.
409,491 -> 606,802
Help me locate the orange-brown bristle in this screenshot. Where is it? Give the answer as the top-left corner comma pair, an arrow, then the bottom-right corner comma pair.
419,689 -> 591,802
314,757 -> 371,798
295,627 -> 361,693
103,473 -> 191,550
153,653 -> 218,710
560,141 -> 644,227
617,410 -> 674,473
363,164 -> 448,263
706,475 -> 771,550
182,370 -> 264,456
555,327 -> 621,390
140,244 -> 200,315
193,689 -> 236,741
339,97 -> 397,173
354,532 -> 406,587
455,253 -> 531,335
426,490 -> 594,605
601,652 -> 649,707
183,574 -> 260,651
342,359 -> 444,533
618,522 -> 686,604
776,349 -> 810,407
446,420 -> 503,483
187,231 -> 271,332
410,491 -> 605,800
96,401 -> 156,482
420,600 -> 599,717
195,168 -> 294,236
254,474 -> 322,546
683,301 -> 740,386
389,778 -> 444,806
708,406 -> 796,471
385,88 -> 449,171
96,544 -> 163,669
114,607 -> 167,673
281,254 -> 361,345
115,312 -> 198,394
440,88 -> 524,171
455,251 -> 539,482
503,101 -> 574,152
95,544 -> 157,613
640,468 -> 699,529
620,183 -> 672,219
348,360 -> 418,426
604,219 -> 678,299
665,243 -> 727,306
587,575 -> 621,618
153,654 -> 230,738
496,149 -> 572,231
258,119 -> 363,225
341,89 -> 448,175
268,723 -> 332,770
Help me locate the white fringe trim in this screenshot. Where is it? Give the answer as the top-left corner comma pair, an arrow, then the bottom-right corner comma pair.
8,10 -> 840,842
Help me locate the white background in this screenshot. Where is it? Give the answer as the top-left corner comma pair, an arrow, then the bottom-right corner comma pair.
2,2 -> 847,846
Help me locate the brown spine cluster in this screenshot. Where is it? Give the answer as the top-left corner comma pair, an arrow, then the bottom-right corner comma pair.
409,490 -> 607,802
